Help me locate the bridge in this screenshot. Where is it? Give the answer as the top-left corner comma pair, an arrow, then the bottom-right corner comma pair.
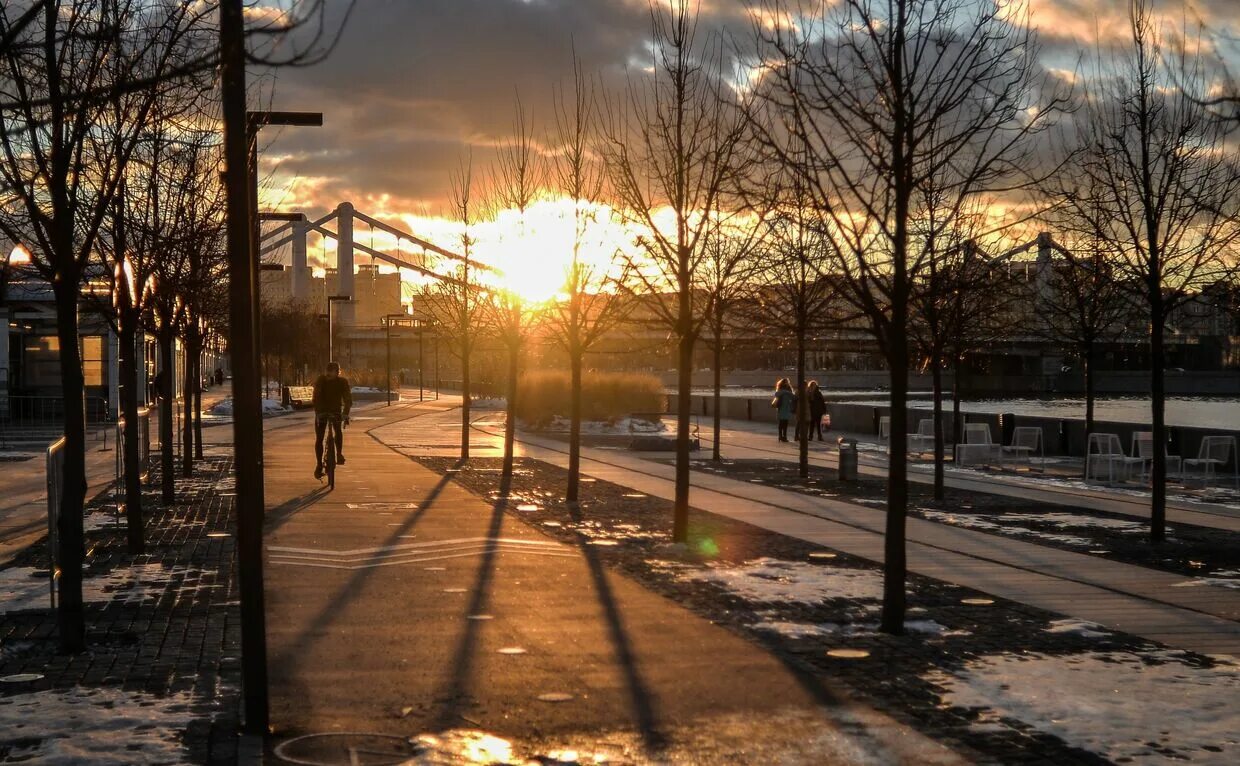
258,202 -> 494,325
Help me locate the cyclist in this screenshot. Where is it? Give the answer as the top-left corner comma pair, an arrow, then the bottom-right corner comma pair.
312,361 -> 352,479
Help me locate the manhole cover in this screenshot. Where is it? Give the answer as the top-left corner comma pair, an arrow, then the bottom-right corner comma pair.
273,732 -> 414,766
443,588 -> 467,594
537,692 -> 574,703
809,552 -> 837,559
0,674 -> 44,683
542,521 -> 562,527
961,598 -> 994,605
497,647 -> 527,655
466,614 -> 493,621
826,649 -> 870,659
515,504 -> 539,512
424,567 -> 446,571
622,493 -> 646,498
207,532 -> 230,539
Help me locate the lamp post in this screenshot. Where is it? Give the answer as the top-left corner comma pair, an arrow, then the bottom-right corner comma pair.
382,313 -> 411,406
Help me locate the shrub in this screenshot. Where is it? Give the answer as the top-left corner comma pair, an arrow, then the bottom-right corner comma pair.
516,370 -> 665,426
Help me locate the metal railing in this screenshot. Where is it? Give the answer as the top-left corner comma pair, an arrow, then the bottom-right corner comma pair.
0,394 -> 111,427
114,407 -> 153,492
46,435 -> 65,609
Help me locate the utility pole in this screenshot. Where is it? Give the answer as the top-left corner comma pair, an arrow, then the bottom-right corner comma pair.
219,0 -> 267,735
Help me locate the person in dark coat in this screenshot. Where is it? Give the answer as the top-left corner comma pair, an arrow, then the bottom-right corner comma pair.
806,379 -> 827,441
771,378 -> 796,442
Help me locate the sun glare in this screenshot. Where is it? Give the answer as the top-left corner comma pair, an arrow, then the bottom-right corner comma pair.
472,199 -> 634,304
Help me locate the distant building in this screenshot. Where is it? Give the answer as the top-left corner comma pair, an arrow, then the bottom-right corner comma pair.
259,263 -> 401,326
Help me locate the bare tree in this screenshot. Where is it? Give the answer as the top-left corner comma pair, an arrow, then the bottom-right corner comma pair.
0,0 -> 216,651
751,0 -> 1058,633
545,55 -> 633,503
601,0 -> 749,543
492,95 -> 544,481
419,154 -> 489,462
751,169 -> 837,477
1049,0 -> 1240,541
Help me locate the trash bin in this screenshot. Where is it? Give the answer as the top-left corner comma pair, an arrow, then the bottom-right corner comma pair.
837,437 -> 858,481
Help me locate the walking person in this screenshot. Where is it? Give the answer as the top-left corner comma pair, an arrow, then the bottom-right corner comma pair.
807,380 -> 827,441
771,378 -> 796,442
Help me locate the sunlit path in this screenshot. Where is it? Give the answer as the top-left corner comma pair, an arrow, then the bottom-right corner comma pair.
261,400 -> 963,763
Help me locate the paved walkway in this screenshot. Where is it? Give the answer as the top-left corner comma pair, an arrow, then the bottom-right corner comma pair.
438,409 -> 1240,656
703,418 -> 1240,532
261,400 -> 963,764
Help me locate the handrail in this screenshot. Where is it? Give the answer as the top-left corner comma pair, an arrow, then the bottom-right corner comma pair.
46,435 -> 65,609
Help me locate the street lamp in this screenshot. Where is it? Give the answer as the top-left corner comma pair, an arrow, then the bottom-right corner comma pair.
382,313 -> 412,406
326,295 -> 350,364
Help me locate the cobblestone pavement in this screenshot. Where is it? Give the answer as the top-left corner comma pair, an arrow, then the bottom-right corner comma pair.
422,456 -> 1240,766
0,456 -> 242,764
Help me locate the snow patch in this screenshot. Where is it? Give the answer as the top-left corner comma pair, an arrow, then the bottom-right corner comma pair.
1044,619 -> 1111,638
681,558 -> 886,606
919,510 -> 1095,547
208,398 -> 288,417
925,650 -> 1240,764
0,686 -> 200,764
754,617 -> 965,639
533,415 -> 668,435
1171,577 -> 1240,590
0,564 -> 212,615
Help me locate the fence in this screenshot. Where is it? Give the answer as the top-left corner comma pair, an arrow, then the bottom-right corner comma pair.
46,435 -> 65,609
0,394 -> 111,427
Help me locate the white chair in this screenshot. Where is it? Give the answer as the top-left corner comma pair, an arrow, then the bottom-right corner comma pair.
954,423 -> 1000,466
1085,433 -> 1143,483
1131,431 -> 1181,481
908,418 -> 936,454
1001,426 -> 1044,470
1183,435 -> 1239,488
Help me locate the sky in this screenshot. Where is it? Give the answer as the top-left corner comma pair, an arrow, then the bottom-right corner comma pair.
255,0 -> 1240,297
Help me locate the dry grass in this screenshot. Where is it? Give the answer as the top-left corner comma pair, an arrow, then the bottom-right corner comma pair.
516,370 -> 665,426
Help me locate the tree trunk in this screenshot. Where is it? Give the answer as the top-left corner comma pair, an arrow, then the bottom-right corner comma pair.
193,346 -> 204,461
501,335 -> 518,479
566,346 -> 583,503
796,328 -> 808,479
931,356 -> 945,502
118,309 -> 144,554
881,332 -> 910,635
1150,304 -> 1167,543
1083,340 -> 1096,454
159,329 -> 175,504
711,330 -> 722,462
53,284 -> 87,652
673,331 -> 694,543
460,332 -> 471,462
181,330 -> 195,478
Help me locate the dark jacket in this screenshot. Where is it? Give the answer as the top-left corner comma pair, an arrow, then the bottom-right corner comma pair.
312,375 -> 352,416
809,388 -> 826,418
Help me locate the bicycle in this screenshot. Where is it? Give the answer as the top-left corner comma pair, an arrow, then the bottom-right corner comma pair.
317,412 -> 347,489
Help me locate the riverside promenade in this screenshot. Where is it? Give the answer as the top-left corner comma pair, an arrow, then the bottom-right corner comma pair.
261,398 -> 960,764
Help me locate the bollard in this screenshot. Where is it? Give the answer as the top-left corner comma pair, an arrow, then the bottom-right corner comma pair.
1000,412 -> 1016,446
837,437 -> 858,481
1058,419 -> 1070,456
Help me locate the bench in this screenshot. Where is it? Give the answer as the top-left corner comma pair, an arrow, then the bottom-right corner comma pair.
287,386 -> 314,409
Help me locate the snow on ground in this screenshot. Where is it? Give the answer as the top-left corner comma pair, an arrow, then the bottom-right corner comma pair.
207,398 -> 288,417
1043,619 -> 1111,638
677,557 -> 886,606
918,510 -> 1095,547
469,397 -> 507,410
82,513 -> 126,533
532,415 -> 668,435
0,563 -> 211,614
0,686 -> 200,764
569,520 -> 668,542
753,615 -> 967,639
925,650 -> 1240,764
1171,575 -> 1240,590
350,385 -> 385,394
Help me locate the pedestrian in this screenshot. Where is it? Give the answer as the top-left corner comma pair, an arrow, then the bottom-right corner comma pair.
807,380 -> 827,441
215,368 -> 224,386
770,378 -> 796,442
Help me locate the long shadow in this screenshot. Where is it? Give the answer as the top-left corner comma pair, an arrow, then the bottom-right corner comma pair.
428,471 -> 511,731
265,485 -> 332,532
268,468 -> 456,681
267,408 -> 462,685
566,499 -> 668,751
